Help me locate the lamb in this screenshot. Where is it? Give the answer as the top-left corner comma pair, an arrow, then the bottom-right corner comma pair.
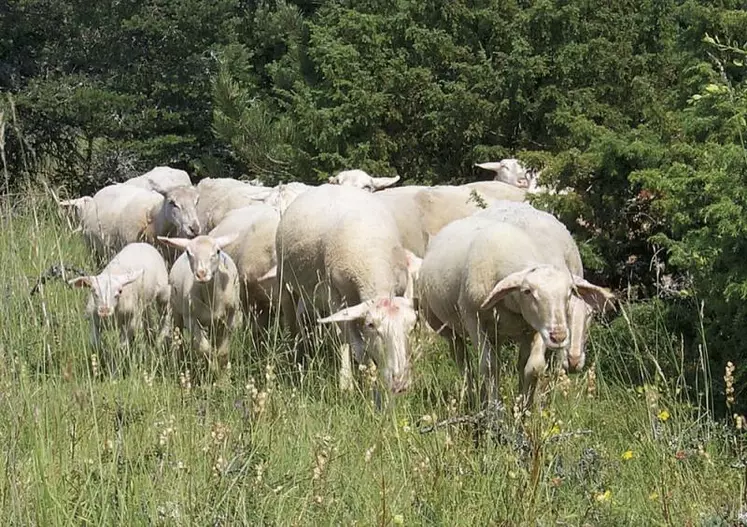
158,233 -> 242,379
275,184 -> 420,394
418,216 -> 613,409
328,169 -> 401,191
68,242 -> 171,372
208,204 -> 281,334
123,166 -> 192,192
473,201 -> 594,372
250,182 -> 313,213
195,177 -> 272,232
80,182 -> 201,262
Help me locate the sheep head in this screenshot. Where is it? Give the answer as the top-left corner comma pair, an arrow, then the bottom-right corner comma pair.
158,233 -> 238,283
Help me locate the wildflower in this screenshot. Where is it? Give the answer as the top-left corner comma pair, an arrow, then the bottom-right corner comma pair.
657,409 -> 670,422
211,421 -> 230,446
550,477 -> 563,487
213,456 -> 228,477
586,363 -> 597,398
621,450 -> 634,461
144,372 -> 154,388
674,450 -> 687,461
364,445 -> 376,463
179,369 -> 192,392
255,461 -> 265,484
649,491 -> 659,501
725,361 -> 736,409
594,489 -> 611,503
393,514 -> 405,525
90,354 -> 99,378
735,414 -> 745,430
557,367 -> 571,397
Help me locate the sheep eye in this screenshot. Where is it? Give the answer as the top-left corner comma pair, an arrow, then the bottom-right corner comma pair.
522,288 -> 532,295
365,321 -> 376,330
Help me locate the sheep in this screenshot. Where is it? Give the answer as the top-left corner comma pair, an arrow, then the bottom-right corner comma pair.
57,196 -> 93,232
123,166 -> 192,192
158,233 -> 242,379
68,242 -> 171,372
475,159 -> 539,189
250,181 -> 313,213
195,177 -> 271,232
80,182 -> 200,263
417,215 -> 613,409
208,204 -> 281,335
328,169 -> 401,191
373,181 -> 526,258
473,200 -> 598,373
275,184 -> 420,395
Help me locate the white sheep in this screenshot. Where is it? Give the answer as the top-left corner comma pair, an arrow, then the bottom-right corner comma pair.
158,233 -> 242,378
208,204 -> 281,334
418,215 -> 613,409
57,196 -> 93,232
474,200 -> 600,373
195,177 -> 271,232
373,181 -> 526,258
275,184 -> 420,394
249,181 -> 313,213
328,169 -> 401,191
475,159 -> 539,189
80,182 -> 201,262
68,242 -> 171,370
123,166 -> 192,192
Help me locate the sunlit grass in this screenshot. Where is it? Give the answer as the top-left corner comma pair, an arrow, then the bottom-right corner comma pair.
0,189 -> 744,525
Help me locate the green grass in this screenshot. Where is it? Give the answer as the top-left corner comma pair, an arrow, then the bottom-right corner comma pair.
0,189 -> 745,526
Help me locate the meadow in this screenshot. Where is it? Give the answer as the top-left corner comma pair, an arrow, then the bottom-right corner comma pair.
0,188 -> 744,526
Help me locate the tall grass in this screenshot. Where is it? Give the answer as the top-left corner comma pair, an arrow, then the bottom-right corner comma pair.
0,188 -> 744,525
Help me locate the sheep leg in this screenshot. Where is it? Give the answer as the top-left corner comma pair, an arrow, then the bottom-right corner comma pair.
463,311 -> 496,411
479,330 -> 504,408
518,332 -> 548,408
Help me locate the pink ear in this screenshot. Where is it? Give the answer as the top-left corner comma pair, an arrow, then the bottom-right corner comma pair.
573,276 -> 616,312
317,300 -> 375,324
68,276 -> 92,289
480,269 -> 530,310
157,236 -> 191,250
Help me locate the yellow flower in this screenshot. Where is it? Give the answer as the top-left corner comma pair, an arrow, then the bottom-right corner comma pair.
621,450 -> 634,461
549,423 -> 561,436
393,514 -> 404,525
658,409 -> 671,422
595,489 -> 612,503
648,491 -> 659,501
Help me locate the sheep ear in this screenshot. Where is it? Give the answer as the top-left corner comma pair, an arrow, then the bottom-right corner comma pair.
573,276 -> 616,312
317,300 -> 374,324
404,250 -> 422,276
480,269 -> 529,310
114,269 -> 144,289
370,175 -> 400,191
68,276 -> 93,289
258,265 -> 277,282
213,233 -> 238,250
218,251 -> 230,273
157,236 -> 191,250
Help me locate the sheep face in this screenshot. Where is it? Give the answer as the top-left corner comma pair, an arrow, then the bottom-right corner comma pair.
158,233 -> 238,282
328,169 -> 400,192
162,186 -> 201,237
69,270 -> 144,318
318,296 -> 418,394
480,265 -> 614,350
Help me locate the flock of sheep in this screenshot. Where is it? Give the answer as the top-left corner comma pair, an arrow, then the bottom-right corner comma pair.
56,160 -> 614,409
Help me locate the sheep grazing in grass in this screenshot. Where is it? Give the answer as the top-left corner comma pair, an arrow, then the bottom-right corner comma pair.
68,242 -> 171,373
418,215 -> 614,409
208,204 -> 281,337
474,200 -> 605,373
80,182 -> 200,263
275,184 -> 420,395
328,169 -> 401,192
158,233 -> 242,380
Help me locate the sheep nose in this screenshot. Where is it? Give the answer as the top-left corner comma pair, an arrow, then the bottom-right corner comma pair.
549,328 -> 568,346
567,353 -> 585,373
390,372 -> 411,395
98,307 -> 112,317
195,269 -> 208,281
190,221 -> 200,236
